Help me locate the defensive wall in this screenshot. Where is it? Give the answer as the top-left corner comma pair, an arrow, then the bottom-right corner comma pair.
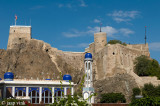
6,25 -> 160,88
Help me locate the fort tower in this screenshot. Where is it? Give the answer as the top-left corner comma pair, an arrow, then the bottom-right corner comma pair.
94,32 -> 107,53
7,26 -> 31,49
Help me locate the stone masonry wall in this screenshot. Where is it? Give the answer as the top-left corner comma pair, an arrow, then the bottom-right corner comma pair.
7,26 -> 31,49
94,32 -> 107,53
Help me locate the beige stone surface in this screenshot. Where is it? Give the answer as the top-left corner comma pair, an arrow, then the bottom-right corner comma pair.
7,26 -> 31,49
1,26 -> 160,102
94,32 -> 107,53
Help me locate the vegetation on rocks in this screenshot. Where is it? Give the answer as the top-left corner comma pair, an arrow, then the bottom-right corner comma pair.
100,93 -> 126,103
134,55 -> 160,79
107,40 -> 127,46
131,83 -> 160,105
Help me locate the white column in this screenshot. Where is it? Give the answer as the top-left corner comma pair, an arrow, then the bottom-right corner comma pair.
26,87 -> 29,97
91,62 -> 92,87
87,61 -> 89,87
88,61 -> 91,87
64,87 -> 67,96
39,87 -> 42,103
84,62 -> 87,87
12,86 -> 15,97
52,87 -> 54,103
71,87 -> 73,96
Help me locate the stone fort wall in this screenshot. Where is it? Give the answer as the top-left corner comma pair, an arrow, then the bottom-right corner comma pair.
7,26 -> 160,88
7,26 -> 31,49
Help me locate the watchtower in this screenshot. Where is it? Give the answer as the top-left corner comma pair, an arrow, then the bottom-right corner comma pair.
7,26 -> 31,49
94,32 -> 107,53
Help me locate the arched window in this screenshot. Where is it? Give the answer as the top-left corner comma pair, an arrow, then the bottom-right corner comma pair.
42,90 -> 52,104
29,90 -> 39,104
15,90 -> 26,96
54,90 -> 62,102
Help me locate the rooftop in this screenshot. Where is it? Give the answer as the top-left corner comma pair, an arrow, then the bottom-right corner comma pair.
0,79 -> 75,85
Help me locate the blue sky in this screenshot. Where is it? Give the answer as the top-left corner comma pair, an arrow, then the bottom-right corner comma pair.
0,0 -> 160,62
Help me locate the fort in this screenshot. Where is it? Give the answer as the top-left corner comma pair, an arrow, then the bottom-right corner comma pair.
1,25 -> 160,102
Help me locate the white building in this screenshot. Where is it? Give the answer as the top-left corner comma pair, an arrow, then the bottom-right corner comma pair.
0,71 -> 74,104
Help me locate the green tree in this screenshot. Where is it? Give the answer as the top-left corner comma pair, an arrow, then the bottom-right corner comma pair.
130,97 -> 160,106
134,55 -> 160,78
132,88 -> 141,96
142,83 -> 156,97
100,93 -> 126,103
108,40 -> 127,46
134,55 -> 151,76
132,87 -> 141,101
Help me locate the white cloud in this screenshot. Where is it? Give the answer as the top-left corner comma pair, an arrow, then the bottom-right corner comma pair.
62,29 -> 85,37
108,10 -> 140,23
108,10 -> 140,18
57,0 -> 87,8
58,3 -> 72,8
61,43 -> 89,48
119,28 -> 134,36
77,43 -> 89,47
149,42 -> 160,51
94,19 -> 101,23
63,26 -> 134,38
87,26 -> 118,37
58,4 -> 64,8
29,5 -> 44,10
79,0 -> 87,7
113,17 -> 130,23
66,4 -> 72,8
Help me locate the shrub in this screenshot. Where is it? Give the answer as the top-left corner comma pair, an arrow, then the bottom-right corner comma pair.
100,93 -> 126,103
132,87 -> 141,96
142,83 -> 156,97
131,87 -> 141,101
155,85 -> 160,97
108,40 -> 127,46
132,84 -> 160,100
51,94 -> 90,106
131,84 -> 160,105
130,97 -> 160,106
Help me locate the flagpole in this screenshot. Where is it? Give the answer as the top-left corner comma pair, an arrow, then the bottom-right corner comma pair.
15,18 -> 16,26
15,15 -> 17,26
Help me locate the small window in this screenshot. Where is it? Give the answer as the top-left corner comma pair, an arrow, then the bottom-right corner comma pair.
46,49 -> 48,52
14,30 -> 15,32
19,38 -> 21,40
113,52 -> 115,55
